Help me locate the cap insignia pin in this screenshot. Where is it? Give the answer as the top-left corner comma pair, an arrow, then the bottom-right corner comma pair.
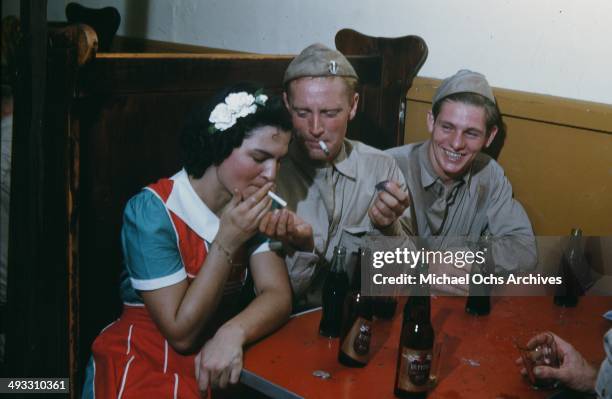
329,60 -> 338,74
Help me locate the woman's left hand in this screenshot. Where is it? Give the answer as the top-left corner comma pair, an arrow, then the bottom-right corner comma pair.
195,325 -> 245,392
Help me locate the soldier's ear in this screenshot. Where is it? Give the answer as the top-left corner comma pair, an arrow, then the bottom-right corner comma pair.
484,126 -> 499,148
426,110 -> 435,134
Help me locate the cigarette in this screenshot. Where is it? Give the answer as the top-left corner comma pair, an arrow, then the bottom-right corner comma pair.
267,191 -> 287,208
318,140 -> 330,155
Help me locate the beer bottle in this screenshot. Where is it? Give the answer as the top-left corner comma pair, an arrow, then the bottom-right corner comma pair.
465,234 -> 492,316
394,263 -> 433,398
319,246 -> 349,337
554,228 -> 582,307
338,248 -> 373,367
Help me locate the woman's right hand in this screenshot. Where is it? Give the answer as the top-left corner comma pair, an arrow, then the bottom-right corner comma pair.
216,182 -> 274,254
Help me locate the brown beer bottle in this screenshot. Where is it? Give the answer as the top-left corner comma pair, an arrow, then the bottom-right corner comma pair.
394,263 -> 433,398
338,248 -> 373,367
554,228 -> 582,307
465,234 -> 492,316
319,246 -> 349,337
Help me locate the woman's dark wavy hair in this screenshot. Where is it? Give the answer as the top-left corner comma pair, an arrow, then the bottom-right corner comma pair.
180,82 -> 292,178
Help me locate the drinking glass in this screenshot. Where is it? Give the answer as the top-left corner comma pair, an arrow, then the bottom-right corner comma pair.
515,332 -> 560,389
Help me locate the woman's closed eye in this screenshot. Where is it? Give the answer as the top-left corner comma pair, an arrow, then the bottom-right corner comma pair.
250,149 -> 276,164
252,155 -> 267,163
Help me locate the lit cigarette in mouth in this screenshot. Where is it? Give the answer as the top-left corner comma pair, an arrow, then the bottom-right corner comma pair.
318,140 -> 330,155
267,191 -> 287,208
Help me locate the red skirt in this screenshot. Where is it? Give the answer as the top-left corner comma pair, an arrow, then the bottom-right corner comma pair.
89,305 -> 202,399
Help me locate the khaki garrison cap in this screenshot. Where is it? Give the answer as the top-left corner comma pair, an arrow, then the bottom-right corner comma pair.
432,69 -> 496,106
283,43 -> 358,84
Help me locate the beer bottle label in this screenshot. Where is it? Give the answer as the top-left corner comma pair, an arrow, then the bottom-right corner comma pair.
397,347 -> 432,392
340,317 -> 372,363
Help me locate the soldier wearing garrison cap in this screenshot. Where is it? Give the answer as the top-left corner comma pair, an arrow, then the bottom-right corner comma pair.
386,69 -> 537,295
259,43 -> 410,309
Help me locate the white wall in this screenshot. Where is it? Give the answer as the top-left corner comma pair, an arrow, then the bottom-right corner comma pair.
7,0 -> 612,104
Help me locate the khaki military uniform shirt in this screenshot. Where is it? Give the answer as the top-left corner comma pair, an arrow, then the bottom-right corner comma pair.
277,139 -> 407,307
386,140 -> 537,272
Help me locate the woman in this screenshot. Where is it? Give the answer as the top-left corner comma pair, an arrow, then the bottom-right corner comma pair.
82,83 -> 293,398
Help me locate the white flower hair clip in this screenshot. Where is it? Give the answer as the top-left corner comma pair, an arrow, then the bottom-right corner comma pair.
208,89 -> 268,133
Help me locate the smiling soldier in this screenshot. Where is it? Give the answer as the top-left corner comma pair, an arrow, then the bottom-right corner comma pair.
386,70 -> 537,293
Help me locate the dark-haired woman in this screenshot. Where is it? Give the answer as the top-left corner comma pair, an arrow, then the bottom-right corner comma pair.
82,84 -> 293,398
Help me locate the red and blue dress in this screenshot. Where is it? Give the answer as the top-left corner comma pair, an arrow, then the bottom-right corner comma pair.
82,169 -> 269,398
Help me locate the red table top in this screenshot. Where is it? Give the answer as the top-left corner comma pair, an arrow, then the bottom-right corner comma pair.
244,296 -> 612,399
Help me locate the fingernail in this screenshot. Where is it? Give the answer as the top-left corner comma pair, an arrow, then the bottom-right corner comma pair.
533,367 -> 542,376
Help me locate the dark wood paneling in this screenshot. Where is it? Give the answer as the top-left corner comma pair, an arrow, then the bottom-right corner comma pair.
7,0 -> 67,380
79,55 -> 381,95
